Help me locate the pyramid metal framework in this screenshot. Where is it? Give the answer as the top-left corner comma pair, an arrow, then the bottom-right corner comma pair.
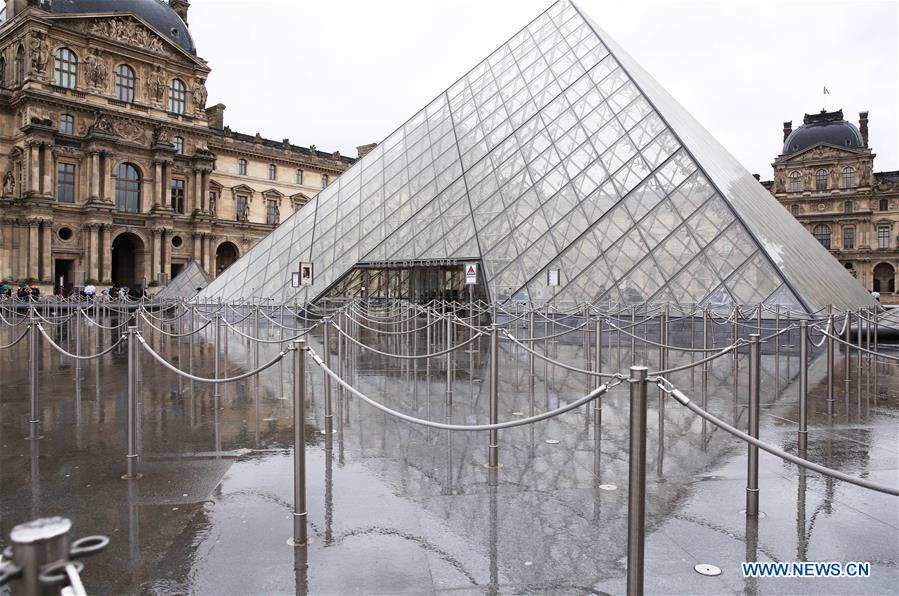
155,260 -> 211,300
200,0 -> 871,311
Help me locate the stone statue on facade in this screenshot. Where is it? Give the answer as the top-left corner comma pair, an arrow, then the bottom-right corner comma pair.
208,193 -> 217,217
29,32 -> 49,75
147,66 -> 166,103
2,171 -> 14,196
89,113 -> 115,135
152,125 -> 172,145
192,77 -> 207,111
83,49 -> 108,89
241,201 -> 250,222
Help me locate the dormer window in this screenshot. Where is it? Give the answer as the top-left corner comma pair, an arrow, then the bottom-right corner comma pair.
842,167 -> 856,189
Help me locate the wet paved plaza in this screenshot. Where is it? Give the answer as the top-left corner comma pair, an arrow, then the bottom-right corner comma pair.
0,305 -> 897,594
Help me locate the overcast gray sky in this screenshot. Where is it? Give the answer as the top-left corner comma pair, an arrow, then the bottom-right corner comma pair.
189,0 -> 897,178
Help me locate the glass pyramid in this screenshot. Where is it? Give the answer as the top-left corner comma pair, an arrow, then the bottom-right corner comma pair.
200,0 -> 872,312
155,260 -> 211,300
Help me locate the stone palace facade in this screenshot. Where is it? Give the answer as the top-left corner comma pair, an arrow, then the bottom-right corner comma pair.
763,109 -> 899,302
0,0 -> 363,291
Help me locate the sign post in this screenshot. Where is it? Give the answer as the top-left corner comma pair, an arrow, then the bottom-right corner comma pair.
464,263 -> 477,285
547,269 -> 560,287
299,262 -> 314,286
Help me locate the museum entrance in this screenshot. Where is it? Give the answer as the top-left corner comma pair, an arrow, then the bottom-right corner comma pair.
326,260 -> 486,303
111,232 -> 145,288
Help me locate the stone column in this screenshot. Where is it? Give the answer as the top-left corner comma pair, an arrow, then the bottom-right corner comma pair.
160,161 -> 170,209
27,221 -> 39,280
191,169 -> 200,213
192,232 -> 202,263
99,152 -> 110,203
201,170 -> 210,213
17,224 -> 28,281
41,144 -> 53,197
161,229 -> 171,280
88,152 -> 100,200
204,235 -> 214,276
40,220 -> 52,282
101,225 -> 112,284
0,219 -> 10,280
28,143 -> 40,195
151,228 -> 162,283
152,160 -> 162,209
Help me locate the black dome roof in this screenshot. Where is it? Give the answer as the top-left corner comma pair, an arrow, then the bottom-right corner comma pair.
43,0 -> 195,55
783,109 -> 864,156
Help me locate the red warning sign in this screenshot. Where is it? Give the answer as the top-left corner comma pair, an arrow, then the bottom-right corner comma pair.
464,263 -> 477,285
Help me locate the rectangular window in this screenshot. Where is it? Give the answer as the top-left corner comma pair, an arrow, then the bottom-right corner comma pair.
296,169 -> 303,185
266,199 -> 279,225
56,162 -> 75,203
842,226 -> 855,249
170,178 -> 185,213
878,226 -> 890,249
322,174 -> 329,189
236,195 -> 248,221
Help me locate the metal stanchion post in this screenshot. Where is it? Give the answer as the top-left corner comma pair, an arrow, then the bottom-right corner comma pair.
856,309 -> 863,405
844,310 -> 851,399
701,307 -> 709,439
746,334 -> 760,516
213,314 -> 221,408
446,313 -> 453,405
826,313 -> 835,418
488,326 -> 499,468
28,313 -> 39,439
774,304 -> 780,399
626,366 -> 648,596
657,305 -> 667,475
74,306 -> 81,378
799,321 -> 808,451
124,325 -> 140,479
323,320 -> 333,434
290,339 -> 308,546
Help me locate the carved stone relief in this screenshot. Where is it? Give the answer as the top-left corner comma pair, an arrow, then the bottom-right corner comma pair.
88,18 -> 165,54
82,48 -> 109,89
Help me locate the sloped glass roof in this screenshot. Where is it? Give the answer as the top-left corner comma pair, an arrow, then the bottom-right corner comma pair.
200,0 -> 872,311
155,260 -> 211,301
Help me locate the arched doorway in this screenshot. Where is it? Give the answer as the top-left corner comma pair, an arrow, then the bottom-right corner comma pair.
215,241 -> 239,276
872,262 -> 895,293
111,233 -> 146,288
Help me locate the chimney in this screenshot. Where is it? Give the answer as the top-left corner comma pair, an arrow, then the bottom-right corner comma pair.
782,121 -> 792,142
169,0 -> 190,25
752,174 -> 760,181
859,111 -> 869,147
4,0 -> 29,20
356,143 -> 377,159
204,103 -> 225,130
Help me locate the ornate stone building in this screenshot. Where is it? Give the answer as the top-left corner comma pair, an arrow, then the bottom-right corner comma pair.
763,108 -> 899,302
0,0 -> 361,291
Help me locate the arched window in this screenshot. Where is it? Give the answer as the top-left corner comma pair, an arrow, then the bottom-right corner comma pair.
14,45 -> 24,85
115,163 -> 141,213
843,200 -> 853,214
53,47 -> 77,89
58,113 -> 74,135
168,78 -> 186,114
0,56 -> 6,88
295,169 -> 303,185
788,171 -> 801,192
815,169 -> 828,191
173,136 -> 184,154
238,159 -> 247,176
879,199 -> 889,212
791,204 -> 800,216
115,64 -> 135,102
268,164 -> 276,180
842,167 -> 856,189
813,224 -> 831,249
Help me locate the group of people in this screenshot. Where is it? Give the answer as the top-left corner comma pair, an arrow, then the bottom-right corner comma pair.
0,283 -> 41,299
0,282 -> 149,301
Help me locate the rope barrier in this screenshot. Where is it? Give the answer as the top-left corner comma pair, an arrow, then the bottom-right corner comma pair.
307,346 -> 624,430
662,380 -> 899,496
136,333 -> 287,384
331,322 -> 485,360
139,313 -> 211,337
0,328 -> 29,350
36,324 -> 124,360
